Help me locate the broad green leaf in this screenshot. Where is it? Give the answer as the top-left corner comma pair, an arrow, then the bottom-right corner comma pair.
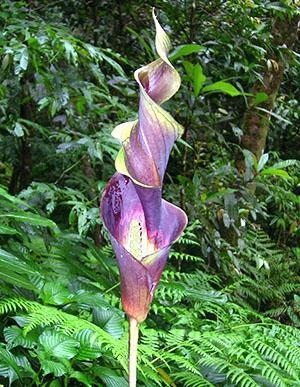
2,54 -> 10,70
14,47 -> 29,75
49,381 -> 62,387
92,366 -> 128,387
256,257 -> 264,270
257,153 -> 269,172
100,52 -> 126,77
62,40 -> 78,64
39,331 -> 79,359
20,48 -> 29,70
0,346 -> 21,382
193,64 -> 206,97
170,44 -> 205,61
265,2 -> 289,11
272,159 -> 299,169
43,282 -> 71,305
243,149 -> 256,181
19,47 -> 29,72
93,308 -> 124,339
260,168 -> 291,179
70,371 -> 93,387
0,212 -> 58,229
0,248 -> 37,276
37,97 -> 51,111
74,329 -> 102,361
72,291 -> 110,308
40,359 -> 67,377
202,81 -> 242,96
0,187 -> 31,208
19,118 -> 50,136
83,43 -> 98,58
4,326 -> 36,349
182,60 -> 194,79
0,267 -> 37,290
254,92 -> 268,105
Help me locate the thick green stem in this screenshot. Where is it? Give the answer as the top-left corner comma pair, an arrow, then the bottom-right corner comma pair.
129,317 -> 139,387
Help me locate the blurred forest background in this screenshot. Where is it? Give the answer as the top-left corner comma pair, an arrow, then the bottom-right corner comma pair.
0,1 -> 299,386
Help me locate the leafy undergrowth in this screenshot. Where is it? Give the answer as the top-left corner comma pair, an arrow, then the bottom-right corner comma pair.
0,188 -> 300,386
1,2 -> 300,386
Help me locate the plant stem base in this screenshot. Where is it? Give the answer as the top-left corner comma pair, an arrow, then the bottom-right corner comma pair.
129,317 -> 139,387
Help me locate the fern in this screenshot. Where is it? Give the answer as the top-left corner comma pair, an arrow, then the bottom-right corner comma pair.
0,297 -> 129,371
0,192 -> 300,386
169,251 -> 204,263
221,225 -> 300,325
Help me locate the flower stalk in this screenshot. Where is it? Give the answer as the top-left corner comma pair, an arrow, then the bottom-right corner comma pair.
129,318 -> 139,387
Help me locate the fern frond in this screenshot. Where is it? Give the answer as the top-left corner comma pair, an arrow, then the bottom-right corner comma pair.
0,297 -> 128,371
173,370 -> 214,387
244,350 -> 286,387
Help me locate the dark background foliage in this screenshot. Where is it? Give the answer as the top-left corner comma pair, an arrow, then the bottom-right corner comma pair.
0,1 -> 299,386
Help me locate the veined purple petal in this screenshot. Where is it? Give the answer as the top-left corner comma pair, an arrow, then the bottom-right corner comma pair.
137,59 -> 179,105
101,173 -> 153,258
134,185 -> 162,240
100,12 -> 188,323
159,199 -> 188,247
112,12 -> 183,188
101,173 -> 187,257
110,237 -> 172,323
110,237 -> 153,322
141,199 -> 187,284
100,173 -> 187,322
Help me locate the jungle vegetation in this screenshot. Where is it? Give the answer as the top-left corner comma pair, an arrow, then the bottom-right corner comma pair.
0,1 -> 299,386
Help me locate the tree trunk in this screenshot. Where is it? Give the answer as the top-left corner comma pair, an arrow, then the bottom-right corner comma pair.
19,138 -> 32,189
224,16 -> 299,246
237,16 -> 299,171
9,76 -> 34,194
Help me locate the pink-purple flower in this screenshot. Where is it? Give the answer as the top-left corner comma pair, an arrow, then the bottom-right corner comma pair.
100,11 -> 187,323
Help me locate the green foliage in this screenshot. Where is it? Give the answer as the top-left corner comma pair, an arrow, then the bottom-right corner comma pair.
0,187 -> 299,385
0,0 -> 127,193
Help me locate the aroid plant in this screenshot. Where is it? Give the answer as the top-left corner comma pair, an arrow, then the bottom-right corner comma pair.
100,10 -> 187,386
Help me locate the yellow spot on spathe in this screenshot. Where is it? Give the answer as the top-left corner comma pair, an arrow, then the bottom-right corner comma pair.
125,219 -> 155,260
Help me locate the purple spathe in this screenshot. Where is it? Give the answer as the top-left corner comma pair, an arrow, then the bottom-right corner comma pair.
100,12 -> 187,323
101,173 -> 187,322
